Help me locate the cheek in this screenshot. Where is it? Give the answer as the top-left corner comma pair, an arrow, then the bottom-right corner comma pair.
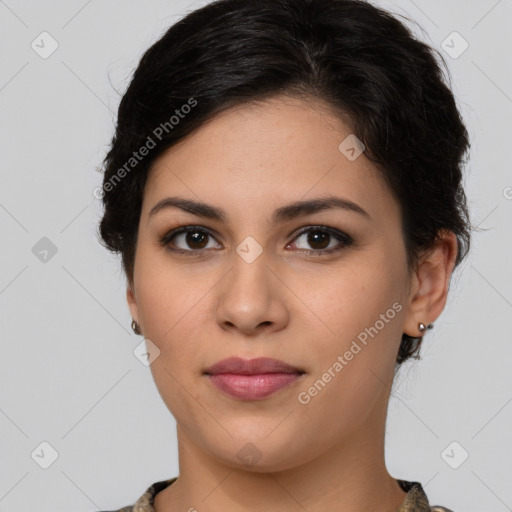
301,256 -> 404,345
136,267 -> 210,422
134,252 -> 216,366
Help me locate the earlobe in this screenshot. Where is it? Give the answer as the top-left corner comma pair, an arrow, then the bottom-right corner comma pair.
126,284 -> 138,323
402,231 -> 458,337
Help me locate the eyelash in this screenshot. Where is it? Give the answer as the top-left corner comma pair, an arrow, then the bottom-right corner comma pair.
159,224 -> 354,256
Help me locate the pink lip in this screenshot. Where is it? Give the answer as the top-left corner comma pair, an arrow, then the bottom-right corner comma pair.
204,357 -> 305,400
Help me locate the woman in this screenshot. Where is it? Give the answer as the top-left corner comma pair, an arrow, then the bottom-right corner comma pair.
97,0 -> 472,510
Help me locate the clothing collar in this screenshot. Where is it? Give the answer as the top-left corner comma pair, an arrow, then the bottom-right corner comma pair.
129,477 -> 433,511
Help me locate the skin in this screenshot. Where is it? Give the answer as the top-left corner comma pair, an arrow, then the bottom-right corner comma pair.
126,94 -> 458,512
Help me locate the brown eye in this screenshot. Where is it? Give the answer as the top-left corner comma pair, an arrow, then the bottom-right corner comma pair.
160,227 -> 221,253
306,230 -> 330,250
183,230 -> 209,249
288,226 -> 353,254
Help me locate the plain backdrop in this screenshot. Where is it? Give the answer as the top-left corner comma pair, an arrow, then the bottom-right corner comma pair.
0,1 -> 511,511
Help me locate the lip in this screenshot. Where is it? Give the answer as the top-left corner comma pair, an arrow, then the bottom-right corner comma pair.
204,357 -> 305,400
205,356 -> 304,375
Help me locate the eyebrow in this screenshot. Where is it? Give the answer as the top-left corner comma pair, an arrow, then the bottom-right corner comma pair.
148,195 -> 370,223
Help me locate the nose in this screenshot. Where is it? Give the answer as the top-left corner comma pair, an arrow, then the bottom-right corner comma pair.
215,253 -> 289,336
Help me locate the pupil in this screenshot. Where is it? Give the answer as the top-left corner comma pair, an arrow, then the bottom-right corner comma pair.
187,231 -> 208,249
308,231 -> 329,250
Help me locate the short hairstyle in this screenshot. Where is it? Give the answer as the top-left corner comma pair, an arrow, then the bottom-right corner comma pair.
97,0 -> 472,366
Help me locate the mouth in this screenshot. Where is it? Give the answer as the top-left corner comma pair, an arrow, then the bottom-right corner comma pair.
204,357 -> 306,400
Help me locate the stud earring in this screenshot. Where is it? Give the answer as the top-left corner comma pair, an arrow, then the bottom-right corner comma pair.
418,322 -> 433,333
131,319 -> 142,335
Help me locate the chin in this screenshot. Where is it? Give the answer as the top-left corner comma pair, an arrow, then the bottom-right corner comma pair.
207,434 -> 315,474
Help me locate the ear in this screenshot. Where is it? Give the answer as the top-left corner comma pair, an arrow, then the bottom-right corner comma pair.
403,230 -> 458,338
126,281 -> 139,324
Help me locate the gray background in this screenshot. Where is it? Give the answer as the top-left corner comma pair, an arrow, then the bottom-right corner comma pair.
0,0 -> 511,511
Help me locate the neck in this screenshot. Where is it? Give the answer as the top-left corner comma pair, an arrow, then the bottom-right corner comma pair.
154,399 -> 407,512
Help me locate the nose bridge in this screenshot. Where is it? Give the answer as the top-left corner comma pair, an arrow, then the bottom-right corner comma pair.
215,243 -> 288,333
227,243 -> 271,299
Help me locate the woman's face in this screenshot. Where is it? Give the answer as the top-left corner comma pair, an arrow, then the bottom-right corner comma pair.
127,95 -> 419,472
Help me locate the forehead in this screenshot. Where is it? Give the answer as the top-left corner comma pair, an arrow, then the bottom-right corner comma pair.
142,95 -> 400,226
